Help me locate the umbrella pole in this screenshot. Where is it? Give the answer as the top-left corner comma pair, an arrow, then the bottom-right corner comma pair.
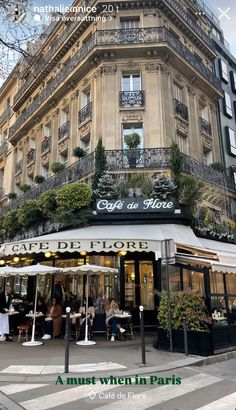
22,274 -> 43,346
84,273 -> 89,342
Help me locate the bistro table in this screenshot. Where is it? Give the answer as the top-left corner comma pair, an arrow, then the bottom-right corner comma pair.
26,312 -> 44,319
114,313 -> 134,340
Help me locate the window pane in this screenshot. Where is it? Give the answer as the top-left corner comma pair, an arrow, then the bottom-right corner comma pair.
161,265 -> 181,292
173,84 -> 182,101
182,269 -> 204,295
210,271 -> 225,293
125,260 -> 136,309
226,274 -> 236,294
139,261 -> 154,309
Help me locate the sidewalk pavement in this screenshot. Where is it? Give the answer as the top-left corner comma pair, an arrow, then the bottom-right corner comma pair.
0,334 -> 235,383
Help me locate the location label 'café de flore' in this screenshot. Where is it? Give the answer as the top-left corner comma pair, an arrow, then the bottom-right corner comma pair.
1,197 -> 236,352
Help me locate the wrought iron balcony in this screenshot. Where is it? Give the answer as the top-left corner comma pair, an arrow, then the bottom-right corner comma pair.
78,102 -> 92,124
0,141 -> 8,157
162,0 -> 214,50
182,154 -> 227,188
15,159 -> 23,175
174,99 -> 189,121
0,106 -> 11,125
200,117 -> 212,136
9,27 -> 221,140
119,91 -> 145,107
58,121 -> 70,141
106,148 -> 171,170
26,149 -> 35,165
41,136 -> 51,154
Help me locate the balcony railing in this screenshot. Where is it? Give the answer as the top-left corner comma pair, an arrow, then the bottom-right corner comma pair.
163,0 -> 214,50
174,99 -> 189,121
9,27 -> 221,140
13,0 -> 97,107
15,159 -> 23,175
58,121 -> 70,141
26,149 -> 35,165
2,148 -> 234,214
41,136 -> 51,154
200,117 -> 212,136
119,91 -> 145,107
0,106 -> 11,126
0,141 -> 8,157
78,102 -> 92,124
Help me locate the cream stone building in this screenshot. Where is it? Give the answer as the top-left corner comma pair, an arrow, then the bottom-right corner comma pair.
0,0 -> 234,216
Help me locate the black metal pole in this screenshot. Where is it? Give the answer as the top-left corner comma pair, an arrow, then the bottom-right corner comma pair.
165,240 -> 173,352
64,307 -> 71,373
183,317 -> 188,356
139,305 -> 146,365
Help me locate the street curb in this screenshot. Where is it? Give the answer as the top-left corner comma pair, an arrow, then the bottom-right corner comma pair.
0,391 -> 25,410
193,349 -> 236,367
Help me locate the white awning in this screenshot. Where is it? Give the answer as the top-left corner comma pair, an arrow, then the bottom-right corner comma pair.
0,224 -> 203,258
199,238 -> 236,271
176,254 -> 236,274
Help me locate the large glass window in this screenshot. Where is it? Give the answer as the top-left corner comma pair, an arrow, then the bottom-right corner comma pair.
139,261 -> 154,310
176,133 -> 188,155
226,127 -> 236,157
161,265 -> 181,292
123,123 -> 143,149
219,59 -> 228,83
210,271 -> 225,294
223,92 -> 232,118
120,17 -> 139,29
173,83 -> 183,102
124,260 -> 136,309
122,73 -> 141,92
182,269 -> 204,295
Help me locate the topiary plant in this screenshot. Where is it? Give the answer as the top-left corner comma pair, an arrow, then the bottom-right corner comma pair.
8,192 -> 17,200
17,200 -> 43,227
51,162 -> 65,174
124,133 -> 141,149
55,182 -> 92,211
19,184 -> 31,192
34,175 -> 45,184
2,210 -> 21,238
37,189 -> 57,215
73,147 -> 86,158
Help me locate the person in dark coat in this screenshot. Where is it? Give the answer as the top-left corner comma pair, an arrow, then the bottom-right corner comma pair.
0,285 -> 13,341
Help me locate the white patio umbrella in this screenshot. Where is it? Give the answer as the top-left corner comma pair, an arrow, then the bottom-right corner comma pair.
0,264 -> 62,347
62,264 -> 118,346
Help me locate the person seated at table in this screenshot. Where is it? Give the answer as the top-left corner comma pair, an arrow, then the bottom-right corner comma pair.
105,298 -> 126,342
64,291 -> 79,313
79,297 -> 95,340
42,296 -> 62,340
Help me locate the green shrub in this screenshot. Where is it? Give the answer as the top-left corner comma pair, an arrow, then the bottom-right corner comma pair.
124,133 -> 141,149
34,175 -> 45,184
19,184 -> 31,192
2,211 -> 21,238
210,162 -> 225,173
17,200 -> 44,227
56,182 -> 92,211
179,175 -> 203,211
157,290 -> 210,332
73,147 -> 86,158
37,190 -> 57,214
8,192 -> 17,200
51,162 -> 65,174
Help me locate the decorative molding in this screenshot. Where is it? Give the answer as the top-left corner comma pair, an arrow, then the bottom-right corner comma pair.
145,63 -> 159,72
158,64 -> 170,76
41,153 -> 50,165
58,137 -> 69,154
143,10 -> 157,16
187,86 -> 196,96
80,123 -> 91,140
202,134 -> 212,151
27,163 -> 34,175
175,118 -> 188,137
101,64 -> 117,75
121,110 -> 144,122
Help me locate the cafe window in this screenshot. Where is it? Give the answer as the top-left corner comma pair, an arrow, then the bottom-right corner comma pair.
139,261 -> 154,310
124,260 -> 136,309
211,295 -> 226,312
226,273 -> 236,294
161,265 -> 181,292
210,271 -> 225,294
182,269 -> 204,295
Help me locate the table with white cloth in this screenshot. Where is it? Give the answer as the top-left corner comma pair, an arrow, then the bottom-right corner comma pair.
25,312 -> 45,337
114,313 -> 134,340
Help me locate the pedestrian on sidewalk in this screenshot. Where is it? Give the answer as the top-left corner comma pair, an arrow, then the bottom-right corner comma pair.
0,284 -> 13,342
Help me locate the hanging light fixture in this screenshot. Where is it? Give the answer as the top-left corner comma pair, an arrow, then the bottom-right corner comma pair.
13,256 -> 20,263
45,252 -> 52,258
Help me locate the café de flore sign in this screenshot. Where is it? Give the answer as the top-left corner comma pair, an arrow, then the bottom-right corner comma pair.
96,198 -> 176,214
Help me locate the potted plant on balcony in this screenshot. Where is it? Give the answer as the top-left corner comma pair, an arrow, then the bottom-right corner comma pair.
73,147 -> 86,159
8,192 -> 17,200
124,132 -> 141,167
34,175 -> 45,184
51,162 -> 65,174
